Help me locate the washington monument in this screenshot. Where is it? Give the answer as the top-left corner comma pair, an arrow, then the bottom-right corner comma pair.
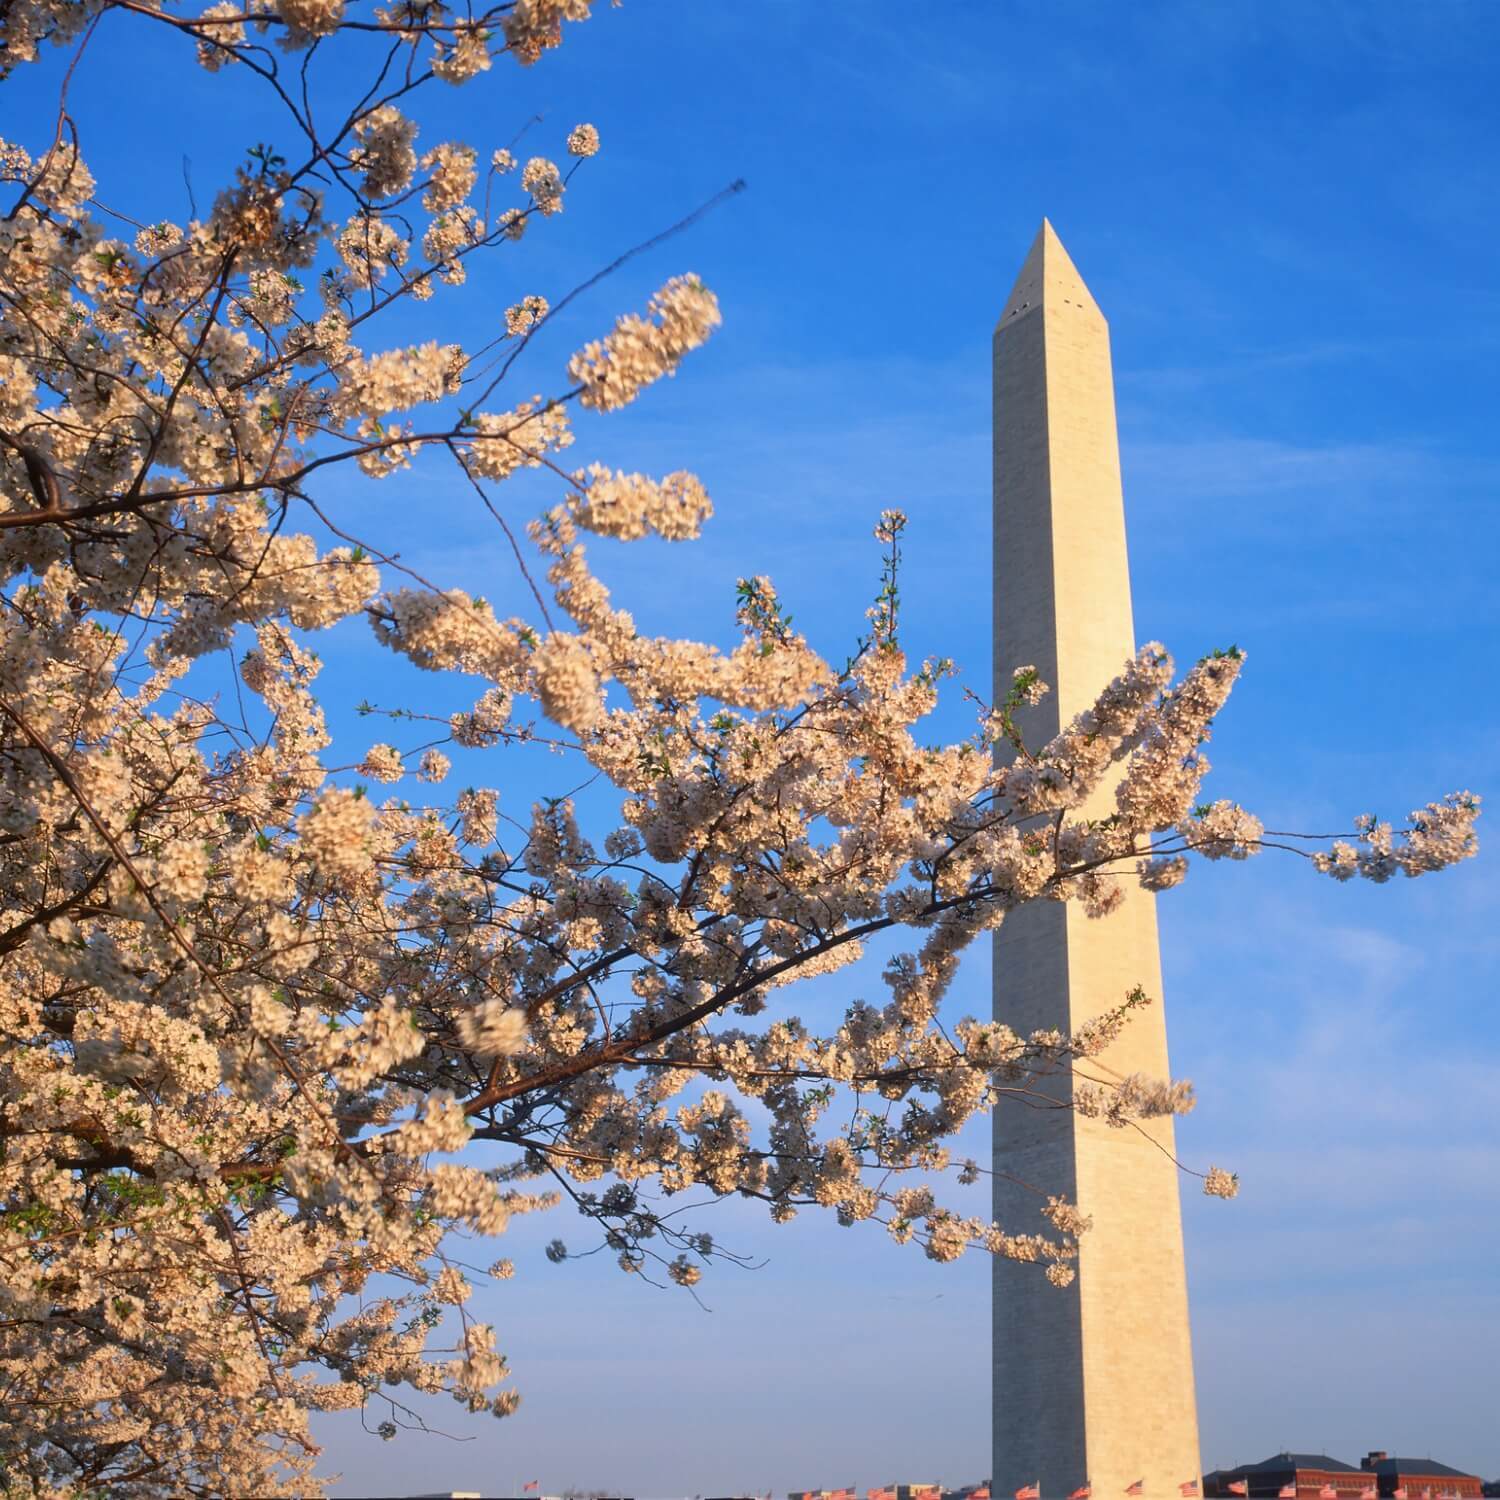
991,222 -> 1201,1498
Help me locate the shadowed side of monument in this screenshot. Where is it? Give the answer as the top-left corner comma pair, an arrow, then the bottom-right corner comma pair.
991,222 -> 1200,1500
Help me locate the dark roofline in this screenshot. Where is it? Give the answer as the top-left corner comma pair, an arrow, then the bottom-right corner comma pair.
1236,1456 -> 1365,1476
1373,1461 -> 1480,1480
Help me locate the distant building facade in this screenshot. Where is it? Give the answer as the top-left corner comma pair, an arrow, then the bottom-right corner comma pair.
1361,1453 -> 1484,1500
1203,1453 -> 1369,1498
1204,1454 -> 1483,1500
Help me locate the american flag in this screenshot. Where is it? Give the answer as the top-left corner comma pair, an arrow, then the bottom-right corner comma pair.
1015,1484 -> 1041,1499
1228,1484 -> 1249,1496
1069,1487 -> 1092,1499
1182,1483 -> 1200,1497
1126,1483 -> 1145,1497
523,1486 -> 539,1495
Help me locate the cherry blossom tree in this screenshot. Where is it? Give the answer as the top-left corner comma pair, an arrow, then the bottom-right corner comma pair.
0,2 -> 1480,1495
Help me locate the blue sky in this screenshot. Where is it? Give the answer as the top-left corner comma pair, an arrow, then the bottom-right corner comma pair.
6,1 -> 1499,1494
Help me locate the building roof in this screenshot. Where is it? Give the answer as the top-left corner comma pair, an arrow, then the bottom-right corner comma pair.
1235,1456 -> 1365,1476
1370,1461 -> 1479,1480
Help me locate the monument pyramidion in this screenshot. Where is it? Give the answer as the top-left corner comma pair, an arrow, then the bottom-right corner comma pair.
991,222 -> 1200,1499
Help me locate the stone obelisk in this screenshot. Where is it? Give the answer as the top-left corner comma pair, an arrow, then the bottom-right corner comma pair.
991,221 -> 1200,1499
